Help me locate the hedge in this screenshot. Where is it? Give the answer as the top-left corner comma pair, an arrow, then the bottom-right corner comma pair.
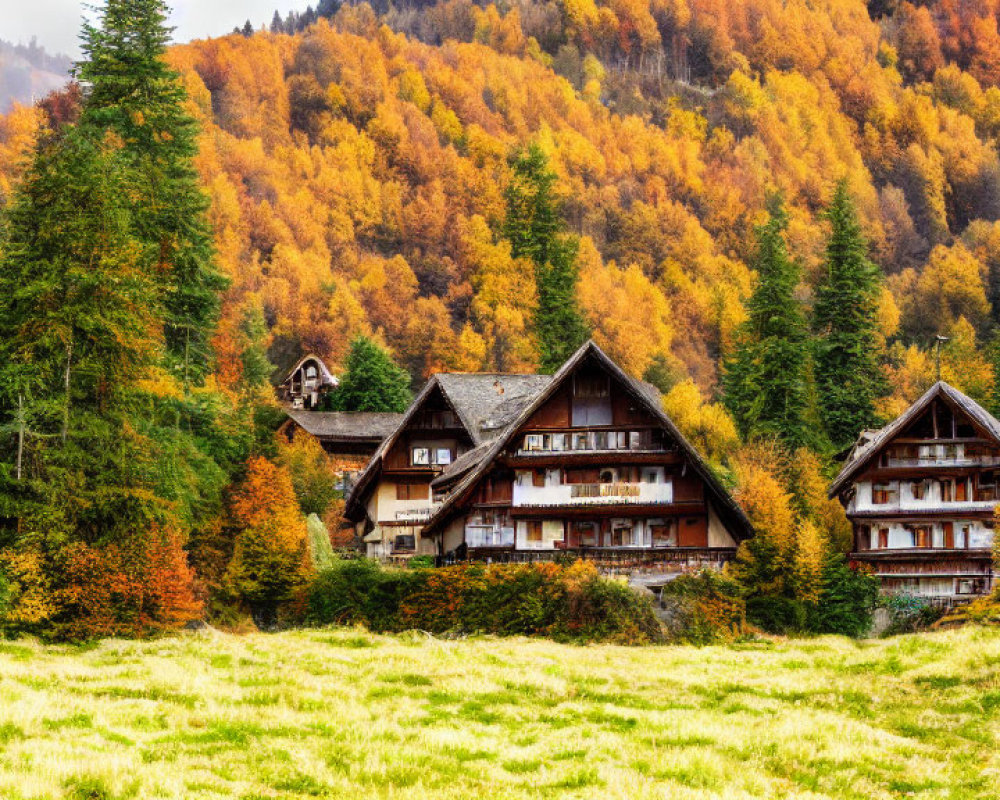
306,559 -> 663,645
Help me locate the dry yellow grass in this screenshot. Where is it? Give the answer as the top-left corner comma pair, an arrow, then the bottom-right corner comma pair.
0,626 -> 998,799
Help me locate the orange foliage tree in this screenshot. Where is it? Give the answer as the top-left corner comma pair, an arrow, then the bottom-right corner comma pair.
226,456 -> 312,628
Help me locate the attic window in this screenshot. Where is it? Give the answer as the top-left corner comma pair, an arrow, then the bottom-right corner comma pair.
574,374 -> 610,398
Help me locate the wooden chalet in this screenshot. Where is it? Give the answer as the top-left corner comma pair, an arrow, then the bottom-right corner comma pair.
348,341 -> 753,574
278,354 -> 338,409
830,381 -> 998,604
344,371 -> 552,558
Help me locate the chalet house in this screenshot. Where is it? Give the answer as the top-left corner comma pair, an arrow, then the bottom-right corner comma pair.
278,354 -> 339,409
830,381 -> 998,603
344,371 -> 552,557
346,341 -> 753,571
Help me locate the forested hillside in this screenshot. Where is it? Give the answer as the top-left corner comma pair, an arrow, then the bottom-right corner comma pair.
2,1 -> 1000,409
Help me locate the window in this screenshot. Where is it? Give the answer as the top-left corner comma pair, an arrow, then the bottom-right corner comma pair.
532,470 -> 546,488
435,449 -> 452,465
572,374 -> 612,425
872,483 -> 895,504
573,521 -> 598,547
913,526 -> 932,548
411,447 -> 430,466
575,433 -> 590,451
526,521 -> 543,542
650,522 -> 675,547
644,470 -> 659,484
941,480 -> 953,502
911,481 -> 926,500
594,432 -> 609,450
396,482 -> 429,500
600,469 -> 616,484
944,444 -> 959,460
611,523 -> 632,547
978,480 -> 998,502
616,431 -> 628,449
525,434 -> 544,452
878,528 -> 889,549
552,434 -> 567,451
393,534 -> 415,552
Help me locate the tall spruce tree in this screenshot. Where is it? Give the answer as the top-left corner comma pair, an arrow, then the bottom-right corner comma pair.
813,181 -> 888,450
76,0 -> 227,387
0,126 -> 163,542
723,197 -> 814,448
502,144 -> 589,372
330,337 -> 412,413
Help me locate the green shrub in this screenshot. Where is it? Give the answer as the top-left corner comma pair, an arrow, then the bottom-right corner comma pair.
306,559 -> 662,644
659,570 -> 747,645
747,594 -> 809,635
306,559 -> 428,631
807,557 -> 880,637
881,594 -> 946,636
306,514 -> 336,572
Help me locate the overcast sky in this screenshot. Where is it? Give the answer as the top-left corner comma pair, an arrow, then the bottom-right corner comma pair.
1,0 -> 313,57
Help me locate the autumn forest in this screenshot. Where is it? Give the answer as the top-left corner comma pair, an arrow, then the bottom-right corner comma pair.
2,0 -> 1000,637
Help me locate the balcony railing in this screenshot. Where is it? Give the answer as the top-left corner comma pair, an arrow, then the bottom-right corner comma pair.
394,506 -> 434,523
517,430 -> 665,456
885,456 -> 1000,468
513,481 -> 672,507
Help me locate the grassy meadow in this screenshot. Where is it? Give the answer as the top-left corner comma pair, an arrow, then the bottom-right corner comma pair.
0,627 -> 998,799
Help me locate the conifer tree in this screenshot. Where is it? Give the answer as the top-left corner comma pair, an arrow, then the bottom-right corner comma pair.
503,144 -> 589,372
76,0 -> 227,387
723,197 -> 813,448
0,126 -> 162,541
813,181 -> 888,450
330,336 -> 412,413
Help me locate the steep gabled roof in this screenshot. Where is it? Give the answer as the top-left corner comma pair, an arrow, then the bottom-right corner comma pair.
278,353 -> 338,389
343,372 -> 549,521
421,340 -> 754,541
829,381 -> 1000,498
435,373 -> 553,443
284,409 -> 403,440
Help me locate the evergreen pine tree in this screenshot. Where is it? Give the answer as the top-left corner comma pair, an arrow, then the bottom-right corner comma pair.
723,196 -> 813,448
813,181 -> 888,450
76,0 -> 228,387
503,144 -> 589,372
0,126 -> 162,542
330,337 -> 412,413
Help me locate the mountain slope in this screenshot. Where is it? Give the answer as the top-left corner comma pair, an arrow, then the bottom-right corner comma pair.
4,0 -> 1000,403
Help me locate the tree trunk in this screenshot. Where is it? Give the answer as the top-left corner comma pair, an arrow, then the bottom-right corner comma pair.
16,393 -> 24,481
62,340 -> 73,443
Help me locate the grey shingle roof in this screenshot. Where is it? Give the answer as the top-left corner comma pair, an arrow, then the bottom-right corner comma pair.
285,410 -> 403,440
435,373 -> 553,443
829,381 -> 1000,498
